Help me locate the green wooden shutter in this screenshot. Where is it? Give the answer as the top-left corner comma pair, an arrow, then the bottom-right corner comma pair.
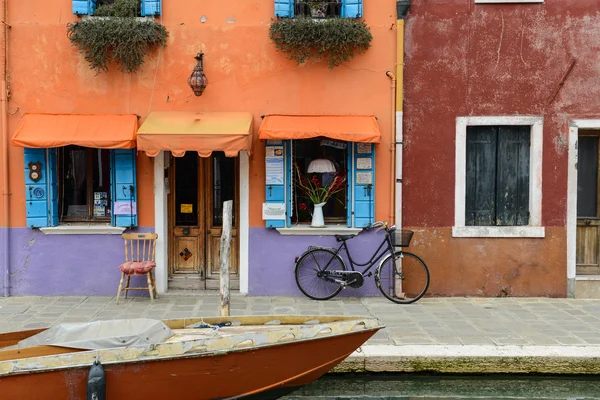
465,126 -> 497,226
24,148 -> 50,228
496,126 -> 530,226
111,149 -> 138,228
265,141 -> 286,228
342,0 -> 363,18
72,0 -> 97,15
274,0 -> 294,17
353,143 -> 375,228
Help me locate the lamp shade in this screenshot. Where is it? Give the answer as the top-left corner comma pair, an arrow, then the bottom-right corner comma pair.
307,159 -> 337,173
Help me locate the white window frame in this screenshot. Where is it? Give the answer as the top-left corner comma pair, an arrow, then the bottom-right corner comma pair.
475,0 -> 543,3
453,116 -> 545,238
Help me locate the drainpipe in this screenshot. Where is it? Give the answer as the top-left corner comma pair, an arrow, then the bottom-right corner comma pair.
385,71 -> 396,225
1,0 -> 9,297
393,0 -> 410,229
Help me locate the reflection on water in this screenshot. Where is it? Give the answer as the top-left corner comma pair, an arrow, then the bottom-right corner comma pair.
282,373 -> 600,399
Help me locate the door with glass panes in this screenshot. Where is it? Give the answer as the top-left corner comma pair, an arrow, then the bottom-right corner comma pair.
577,131 -> 600,275
168,152 -> 239,290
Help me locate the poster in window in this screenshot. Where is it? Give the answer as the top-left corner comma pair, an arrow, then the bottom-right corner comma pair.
356,172 -> 372,185
266,146 -> 284,185
356,158 -> 372,170
357,143 -> 372,154
114,201 -> 137,215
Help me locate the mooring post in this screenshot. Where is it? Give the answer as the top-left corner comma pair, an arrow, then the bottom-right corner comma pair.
220,200 -> 233,317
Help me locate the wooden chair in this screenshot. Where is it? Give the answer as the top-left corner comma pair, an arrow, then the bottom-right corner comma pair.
116,233 -> 158,304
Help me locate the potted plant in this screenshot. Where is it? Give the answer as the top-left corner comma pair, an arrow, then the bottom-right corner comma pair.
294,164 -> 346,227
269,15 -> 372,69
66,0 -> 168,73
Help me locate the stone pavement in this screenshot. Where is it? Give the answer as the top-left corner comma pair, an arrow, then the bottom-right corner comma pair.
2,295 -> 600,374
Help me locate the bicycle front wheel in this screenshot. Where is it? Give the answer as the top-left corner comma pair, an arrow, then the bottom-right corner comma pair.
295,248 -> 346,301
376,251 -> 430,304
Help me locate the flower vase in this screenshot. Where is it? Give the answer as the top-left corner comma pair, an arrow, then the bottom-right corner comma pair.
311,202 -> 326,228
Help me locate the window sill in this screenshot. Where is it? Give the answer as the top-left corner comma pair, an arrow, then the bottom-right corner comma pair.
576,275 -> 600,281
452,226 -> 545,238
82,16 -> 155,21
276,225 -> 362,236
39,225 -> 126,235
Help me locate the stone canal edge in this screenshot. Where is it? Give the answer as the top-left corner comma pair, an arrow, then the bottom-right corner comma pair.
333,345 -> 600,374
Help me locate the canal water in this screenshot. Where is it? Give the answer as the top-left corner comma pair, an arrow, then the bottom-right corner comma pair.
282,373 -> 600,399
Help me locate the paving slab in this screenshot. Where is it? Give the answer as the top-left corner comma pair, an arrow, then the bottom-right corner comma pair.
2,296 -> 600,374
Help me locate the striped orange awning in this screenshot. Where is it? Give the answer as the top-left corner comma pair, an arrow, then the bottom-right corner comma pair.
137,111 -> 254,157
258,114 -> 381,143
11,113 -> 138,149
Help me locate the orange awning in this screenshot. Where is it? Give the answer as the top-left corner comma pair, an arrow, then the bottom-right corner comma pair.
12,113 -> 138,149
258,114 -> 381,143
137,111 -> 254,157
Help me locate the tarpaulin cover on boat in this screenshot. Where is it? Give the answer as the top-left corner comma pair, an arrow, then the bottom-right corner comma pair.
17,318 -> 174,350
137,111 -> 254,157
257,114 -> 381,143
11,113 -> 138,149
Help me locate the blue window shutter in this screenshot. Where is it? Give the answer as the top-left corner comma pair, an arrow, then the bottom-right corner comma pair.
24,148 -> 50,228
265,141 -> 286,228
353,143 -> 374,228
341,0 -> 362,18
47,149 -> 59,227
111,149 -> 138,228
274,0 -> 294,18
286,140 -> 292,227
73,0 -> 97,15
346,143 -> 353,227
141,0 -> 161,16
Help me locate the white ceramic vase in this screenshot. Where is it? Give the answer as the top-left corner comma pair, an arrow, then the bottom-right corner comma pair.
311,202 -> 326,228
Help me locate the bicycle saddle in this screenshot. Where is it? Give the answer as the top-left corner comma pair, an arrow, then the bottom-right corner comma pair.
335,234 -> 356,242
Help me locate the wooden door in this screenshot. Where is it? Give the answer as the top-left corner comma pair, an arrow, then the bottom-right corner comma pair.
576,132 -> 600,275
170,153 -> 206,283
168,152 -> 239,290
205,153 -> 239,290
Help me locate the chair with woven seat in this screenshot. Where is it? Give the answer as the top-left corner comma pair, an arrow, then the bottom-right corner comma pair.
116,233 -> 158,304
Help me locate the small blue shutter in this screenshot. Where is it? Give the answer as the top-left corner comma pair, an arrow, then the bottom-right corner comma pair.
24,148 -> 50,228
111,149 -> 138,228
286,140 -> 293,227
341,0 -> 362,18
141,0 -> 161,16
353,143 -> 374,228
72,0 -> 97,15
47,149 -> 59,227
265,141 -> 286,228
346,143 -> 353,227
274,0 -> 294,18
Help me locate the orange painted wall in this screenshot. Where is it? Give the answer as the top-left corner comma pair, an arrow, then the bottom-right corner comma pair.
0,0 -> 397,228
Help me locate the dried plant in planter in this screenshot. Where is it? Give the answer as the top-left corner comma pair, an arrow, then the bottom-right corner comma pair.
67,0 -> 168,73
269,17 -> 372,69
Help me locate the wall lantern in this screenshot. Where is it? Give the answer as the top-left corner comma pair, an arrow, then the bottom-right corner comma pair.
397,0 -> 410,19
188,52 -> 208,96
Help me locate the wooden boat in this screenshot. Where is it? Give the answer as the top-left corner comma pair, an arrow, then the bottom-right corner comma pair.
0,315 -> 383,399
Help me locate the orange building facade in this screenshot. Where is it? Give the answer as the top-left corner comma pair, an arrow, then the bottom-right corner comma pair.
0,0 -> 400,296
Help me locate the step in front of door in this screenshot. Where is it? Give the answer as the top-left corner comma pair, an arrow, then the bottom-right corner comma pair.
168,275 -> 204,290
575,277 -> 600,298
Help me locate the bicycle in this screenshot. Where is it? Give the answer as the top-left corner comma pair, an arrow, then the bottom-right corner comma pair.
294,221 -> 430,304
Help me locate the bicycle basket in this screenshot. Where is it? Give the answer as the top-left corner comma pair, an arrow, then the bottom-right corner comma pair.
393,230 -> 414,247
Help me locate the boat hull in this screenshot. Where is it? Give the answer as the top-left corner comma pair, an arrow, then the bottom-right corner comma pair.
1,328 -> 375,400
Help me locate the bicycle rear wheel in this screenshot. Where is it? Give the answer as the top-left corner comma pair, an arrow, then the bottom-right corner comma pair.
376,251 -> 429,304
295,248 -> 346,300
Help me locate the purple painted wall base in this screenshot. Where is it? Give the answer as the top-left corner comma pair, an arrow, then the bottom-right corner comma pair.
248,227 -> 386,297
7,227 -> 153,296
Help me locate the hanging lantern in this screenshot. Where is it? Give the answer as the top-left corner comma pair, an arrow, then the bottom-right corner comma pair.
188,52 -> 208,96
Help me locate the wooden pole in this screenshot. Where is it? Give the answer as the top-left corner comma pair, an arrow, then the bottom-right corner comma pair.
220,200 -> 233,317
